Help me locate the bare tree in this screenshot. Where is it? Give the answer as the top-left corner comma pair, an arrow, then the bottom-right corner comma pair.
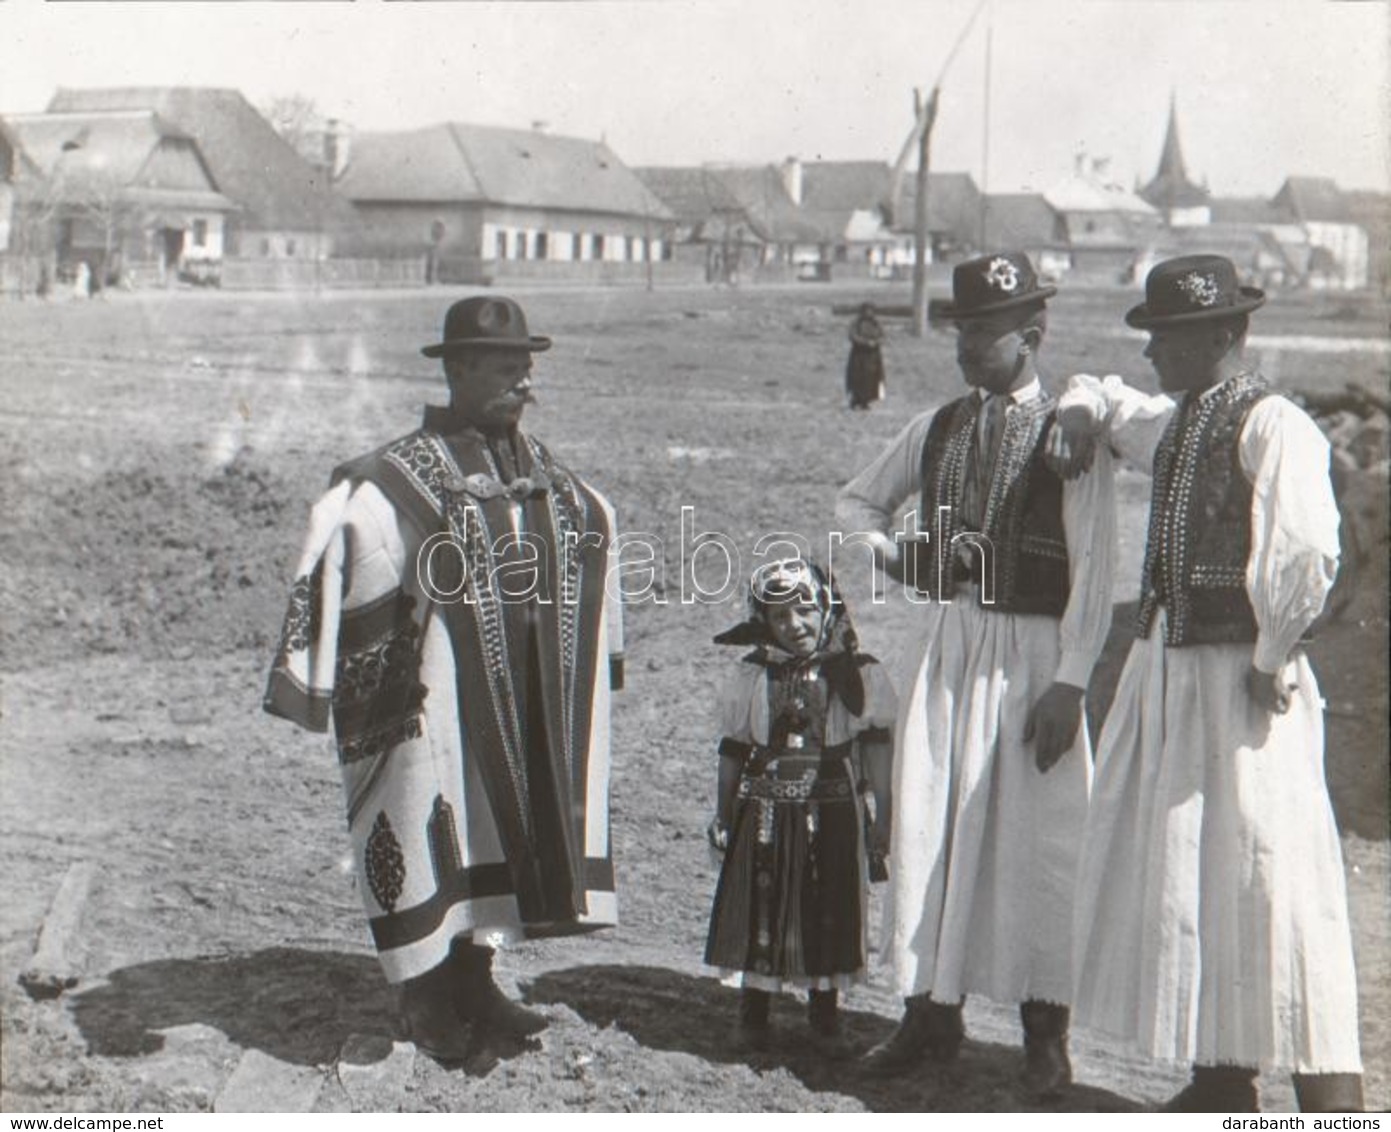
77,172 -> 143,284
260,93 -> 329,169
19,155 -> 150,291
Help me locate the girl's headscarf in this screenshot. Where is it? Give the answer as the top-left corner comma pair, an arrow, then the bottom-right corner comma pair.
713,557 -> 866,715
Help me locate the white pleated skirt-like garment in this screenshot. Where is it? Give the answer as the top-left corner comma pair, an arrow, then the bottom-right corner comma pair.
1072,613 -> 1362,1073
886,598 -> 1092,1006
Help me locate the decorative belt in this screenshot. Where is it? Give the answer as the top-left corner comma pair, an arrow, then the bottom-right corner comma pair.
737,774 -> 854,803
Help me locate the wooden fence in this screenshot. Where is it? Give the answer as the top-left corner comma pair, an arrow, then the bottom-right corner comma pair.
219,256 -> 429,291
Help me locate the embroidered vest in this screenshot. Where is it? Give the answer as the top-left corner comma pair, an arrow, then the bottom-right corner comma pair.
1135,373 -> 1272,646
908,392 -> 1070,617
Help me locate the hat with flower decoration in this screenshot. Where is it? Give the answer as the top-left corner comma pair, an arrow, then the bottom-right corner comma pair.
939,250 -> 1057,320
1125,254 -> 1266,328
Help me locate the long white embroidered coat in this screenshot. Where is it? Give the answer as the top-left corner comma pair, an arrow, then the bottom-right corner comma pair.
265,424 -> 623,984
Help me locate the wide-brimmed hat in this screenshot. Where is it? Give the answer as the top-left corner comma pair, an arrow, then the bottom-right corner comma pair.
939,251 -> 1056,321
1125,255 -> 1265,328
421,296 -> 552,358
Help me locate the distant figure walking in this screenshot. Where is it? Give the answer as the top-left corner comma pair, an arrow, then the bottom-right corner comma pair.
845,303 -> 886,409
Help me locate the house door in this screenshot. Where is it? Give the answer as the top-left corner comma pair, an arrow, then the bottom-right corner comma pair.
160,228 -> 185,282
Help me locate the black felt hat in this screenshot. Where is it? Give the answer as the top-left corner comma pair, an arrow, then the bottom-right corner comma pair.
421,296 -> 552,357
1125,255 -> 1266,328
938,251 -> 1056,320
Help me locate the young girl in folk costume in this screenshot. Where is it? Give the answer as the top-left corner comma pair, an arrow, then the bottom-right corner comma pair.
704,558 -> 896,1056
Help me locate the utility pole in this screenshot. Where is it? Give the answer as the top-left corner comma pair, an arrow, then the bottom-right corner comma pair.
885,0 -> 990,336
642,207 -> 655,292
978,14 -> 994,249
911,86 -> 940,338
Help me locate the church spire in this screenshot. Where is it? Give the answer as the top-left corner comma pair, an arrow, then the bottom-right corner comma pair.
1157,92 -> 1188,186
1140,91 -> 1210,214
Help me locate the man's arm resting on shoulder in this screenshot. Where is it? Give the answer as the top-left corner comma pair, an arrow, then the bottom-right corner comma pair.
1048,373 -> 1177,479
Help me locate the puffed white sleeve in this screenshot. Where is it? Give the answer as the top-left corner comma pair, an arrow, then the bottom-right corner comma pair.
1055,442 -> 1117,688
835,410 -> 937,538
1240,397 -> 1341,673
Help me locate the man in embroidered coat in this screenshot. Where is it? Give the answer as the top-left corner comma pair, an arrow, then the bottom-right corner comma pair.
1053,255 -> 1364,1113
835,252 -> 1115,1097
264,296 -> 623,1062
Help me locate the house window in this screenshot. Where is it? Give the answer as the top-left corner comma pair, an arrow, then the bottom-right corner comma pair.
192,220 -> 208,248
495,229 -> 508,260
535,231 -> 548,260
286,237 -> 297,256
593,234 -> 605,260
517,232 -> 529,261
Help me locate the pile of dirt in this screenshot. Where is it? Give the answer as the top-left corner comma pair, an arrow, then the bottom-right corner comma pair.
1294,383 -> 1390,625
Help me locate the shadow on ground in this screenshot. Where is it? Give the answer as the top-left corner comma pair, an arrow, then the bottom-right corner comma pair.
70,948 -> 396,1065
530,964 -> 1141,1112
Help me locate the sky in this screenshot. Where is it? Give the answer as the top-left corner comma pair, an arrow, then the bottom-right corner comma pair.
2,0 -> 1388,199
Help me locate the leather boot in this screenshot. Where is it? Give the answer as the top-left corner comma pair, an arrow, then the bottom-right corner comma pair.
733,987 -> 772,1052
399,958 -> 471,1064
921,997 -> 966,1062
1161,1065 -> 1259,1112
861,994 -> 965,1076
1293,1073 -> 1365,1113
450,941 -> 547,1040
1019,1000 -> 1072,1099
807,988 -> 853,1060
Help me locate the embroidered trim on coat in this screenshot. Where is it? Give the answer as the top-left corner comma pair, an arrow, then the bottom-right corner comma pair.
365,810 -> 406,914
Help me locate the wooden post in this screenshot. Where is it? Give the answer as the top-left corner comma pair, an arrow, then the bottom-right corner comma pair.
911,87 -> 940,338
19,861 -> 95,999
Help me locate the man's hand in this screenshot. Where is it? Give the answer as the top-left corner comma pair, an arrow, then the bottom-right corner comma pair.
875,534 -> 908,584
866,812 -> 891,882
1044,405 -> 1101,480
868,812 -> 892,859
1023,682 -> 1085,772
1245,665 -> 1295,715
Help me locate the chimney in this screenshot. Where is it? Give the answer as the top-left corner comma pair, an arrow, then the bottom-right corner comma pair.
781,156 -> 803,205
324,118 -> 351,180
